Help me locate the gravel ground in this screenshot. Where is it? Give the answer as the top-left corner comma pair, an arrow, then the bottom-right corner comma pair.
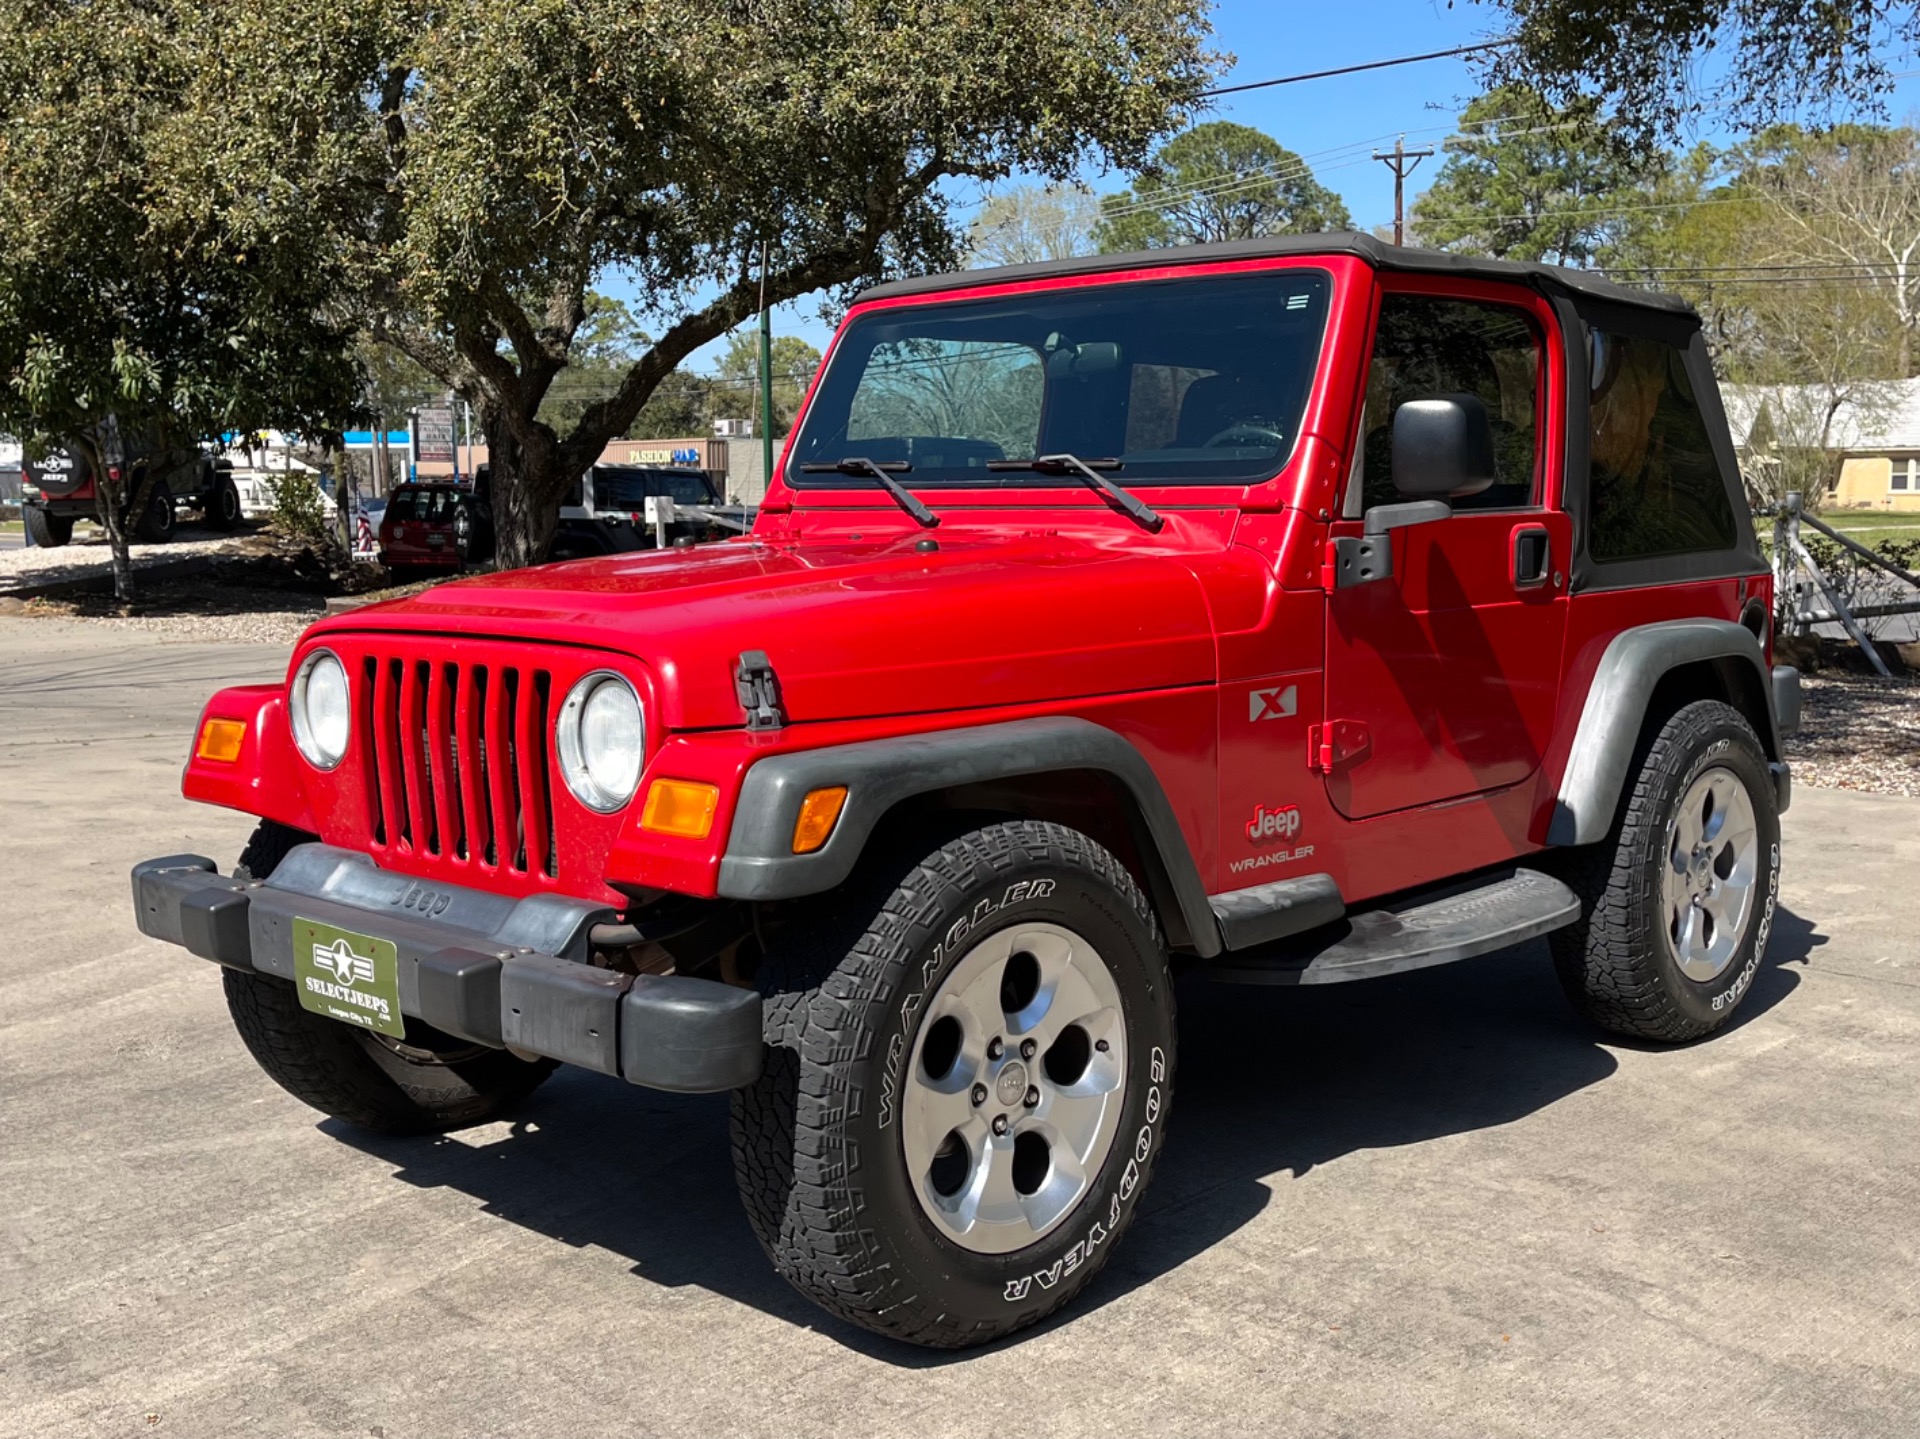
1784,668 -> 1920,797
0,527 -> 263,592
15,591 -> 325,645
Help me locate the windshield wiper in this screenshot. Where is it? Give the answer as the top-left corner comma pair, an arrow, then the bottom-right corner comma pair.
798,457 -> 939,528
987,454 -> 1164,533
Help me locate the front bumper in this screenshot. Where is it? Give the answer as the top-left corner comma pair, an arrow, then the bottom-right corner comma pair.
131,844 -> 763,1094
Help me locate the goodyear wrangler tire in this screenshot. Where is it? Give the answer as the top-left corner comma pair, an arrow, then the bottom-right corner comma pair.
730,820 -> 1176,1348
220,821 -> 553,1135
1552,700 -> 1781,1044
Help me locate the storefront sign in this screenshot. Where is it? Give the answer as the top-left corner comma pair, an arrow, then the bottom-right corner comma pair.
415,407 -> 458,464
622,445 -> 702,465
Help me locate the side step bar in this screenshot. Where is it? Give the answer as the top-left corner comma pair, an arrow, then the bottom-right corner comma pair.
1204,868 -> 1581,986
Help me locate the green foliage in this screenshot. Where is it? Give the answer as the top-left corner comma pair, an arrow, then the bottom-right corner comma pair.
0,0 -> 364,597
1093,122 -> 1352,252
1413,85 -> 1652,265
709,333 -> 823,438
263,470 -> 336,546
360,341 -> 444,423
203,0 -> 1218,564
625,384 -> 711,441
1600,124 -> 1920,507
1484,0 -> 1915,143
535,293 -> 648,438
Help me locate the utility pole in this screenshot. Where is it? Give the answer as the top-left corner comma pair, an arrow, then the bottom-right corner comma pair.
1372,134 -> 1434,246
757,239 -> 775,496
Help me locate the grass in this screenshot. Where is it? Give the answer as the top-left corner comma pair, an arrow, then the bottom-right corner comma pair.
1819,510 -> 1920,537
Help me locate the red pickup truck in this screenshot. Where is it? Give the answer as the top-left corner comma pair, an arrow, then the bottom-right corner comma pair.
133,234 -> 1799,1348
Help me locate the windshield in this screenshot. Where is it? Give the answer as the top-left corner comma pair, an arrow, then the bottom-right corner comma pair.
788,269 -> 1331,488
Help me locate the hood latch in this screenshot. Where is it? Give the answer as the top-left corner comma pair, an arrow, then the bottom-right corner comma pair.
734,650 -> 785,731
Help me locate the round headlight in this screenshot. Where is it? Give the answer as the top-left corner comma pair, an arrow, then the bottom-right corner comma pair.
557,672 -> 644,812
290,649 -> 351,770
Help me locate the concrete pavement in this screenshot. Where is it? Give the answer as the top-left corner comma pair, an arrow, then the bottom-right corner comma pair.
1,616 -> 1916,1437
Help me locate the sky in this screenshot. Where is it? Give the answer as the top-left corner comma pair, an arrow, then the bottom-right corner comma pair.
613,0 -> 1920,377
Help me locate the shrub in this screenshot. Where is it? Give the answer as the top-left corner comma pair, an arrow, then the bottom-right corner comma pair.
263,470 -> 334,546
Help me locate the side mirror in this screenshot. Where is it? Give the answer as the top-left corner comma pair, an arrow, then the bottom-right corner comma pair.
1390,394 -> 1496,499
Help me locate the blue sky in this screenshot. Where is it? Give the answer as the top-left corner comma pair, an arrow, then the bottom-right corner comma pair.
621,0 -> 1920,374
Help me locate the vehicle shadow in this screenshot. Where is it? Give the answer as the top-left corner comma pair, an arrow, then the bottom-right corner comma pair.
327,906 -> 1819,1364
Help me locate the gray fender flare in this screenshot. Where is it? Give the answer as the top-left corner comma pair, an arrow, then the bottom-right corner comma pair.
716,716 -> 1223,957
1549,619 -> 1783,847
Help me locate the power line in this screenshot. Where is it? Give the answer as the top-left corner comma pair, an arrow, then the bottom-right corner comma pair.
1089,116 -> 1618,227
1198,40 -> 1514,99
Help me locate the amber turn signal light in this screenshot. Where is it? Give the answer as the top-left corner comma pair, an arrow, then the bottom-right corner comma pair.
791,786 -> 849,854
195,717 -> 247,763
640,779 -> 719,839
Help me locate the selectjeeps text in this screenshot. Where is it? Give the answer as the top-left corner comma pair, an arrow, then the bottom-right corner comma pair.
133,234 -> 1802,1348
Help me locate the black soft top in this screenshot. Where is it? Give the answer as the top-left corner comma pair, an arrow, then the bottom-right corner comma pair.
861,230 -> 1695,321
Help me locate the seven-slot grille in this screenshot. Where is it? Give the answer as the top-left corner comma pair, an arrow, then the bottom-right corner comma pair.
356,653 -> 557,878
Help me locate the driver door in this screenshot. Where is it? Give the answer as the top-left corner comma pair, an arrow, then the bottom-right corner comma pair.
1321,282 -> 1571,820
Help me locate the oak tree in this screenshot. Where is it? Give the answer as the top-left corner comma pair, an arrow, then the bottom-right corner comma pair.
1483,0 -> 1920,142
1093,122 -> 1352,252
225,0 -> 1217,565
1413,85 -> 1652,266
0,0 -> 361,600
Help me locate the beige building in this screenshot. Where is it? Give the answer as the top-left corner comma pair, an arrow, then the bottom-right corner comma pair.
1723,380 -> 1920,512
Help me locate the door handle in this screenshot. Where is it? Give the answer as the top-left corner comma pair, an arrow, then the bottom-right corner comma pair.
1511,524 -> 1551,590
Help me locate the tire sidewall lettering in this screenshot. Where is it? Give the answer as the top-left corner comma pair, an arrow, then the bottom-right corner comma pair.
1004,1046 -> 1165,1304
878,877 -> 1057,1132
846,843 -> 1173,1326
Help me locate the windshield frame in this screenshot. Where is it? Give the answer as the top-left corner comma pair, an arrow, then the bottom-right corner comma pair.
782,261 -> 1338,497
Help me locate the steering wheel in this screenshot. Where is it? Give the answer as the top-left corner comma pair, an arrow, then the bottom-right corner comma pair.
1202,422 -> 1287,450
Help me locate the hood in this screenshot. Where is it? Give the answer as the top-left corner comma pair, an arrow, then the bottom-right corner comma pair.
316,519 -> 1227,729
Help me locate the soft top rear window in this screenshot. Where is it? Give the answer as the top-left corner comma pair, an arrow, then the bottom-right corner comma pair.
787,270 -> 1332,487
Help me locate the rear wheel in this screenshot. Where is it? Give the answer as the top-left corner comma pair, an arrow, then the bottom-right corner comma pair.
220,820 -> 553,1134
731,820 -> 1176,1347
204,477 -> 242,530
133,480 -> 175,542
23,506 -> 72,547
1552,700 -> 1781,1043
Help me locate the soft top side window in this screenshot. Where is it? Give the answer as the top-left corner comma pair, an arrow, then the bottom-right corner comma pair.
1355,294 -> 1544,515
1586,331 -> 1736,562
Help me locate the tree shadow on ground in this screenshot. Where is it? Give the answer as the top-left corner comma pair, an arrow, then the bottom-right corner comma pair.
329,908 -> 1820,1364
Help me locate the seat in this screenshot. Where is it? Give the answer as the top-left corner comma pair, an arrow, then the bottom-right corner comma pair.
1174,373 -> 1283,449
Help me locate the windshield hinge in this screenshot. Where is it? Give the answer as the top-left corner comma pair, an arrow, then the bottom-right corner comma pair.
1307,720 -> 1371,774
734,650 -> 785,731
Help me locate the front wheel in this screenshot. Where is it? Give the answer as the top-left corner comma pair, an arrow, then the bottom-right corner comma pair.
1552,700 -> 1781,1043
731,820 -> 1176,1348
220,820 -> 553,1133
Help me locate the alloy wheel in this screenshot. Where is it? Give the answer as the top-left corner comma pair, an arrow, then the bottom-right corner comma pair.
1661,765 -> 1760,982
901,922 -> 1127,1254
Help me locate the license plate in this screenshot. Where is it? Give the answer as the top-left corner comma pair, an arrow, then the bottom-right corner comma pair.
292,919 -> 406,1038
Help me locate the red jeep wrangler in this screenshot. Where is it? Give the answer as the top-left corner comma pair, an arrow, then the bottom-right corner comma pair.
133,235 -> 1801,1348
